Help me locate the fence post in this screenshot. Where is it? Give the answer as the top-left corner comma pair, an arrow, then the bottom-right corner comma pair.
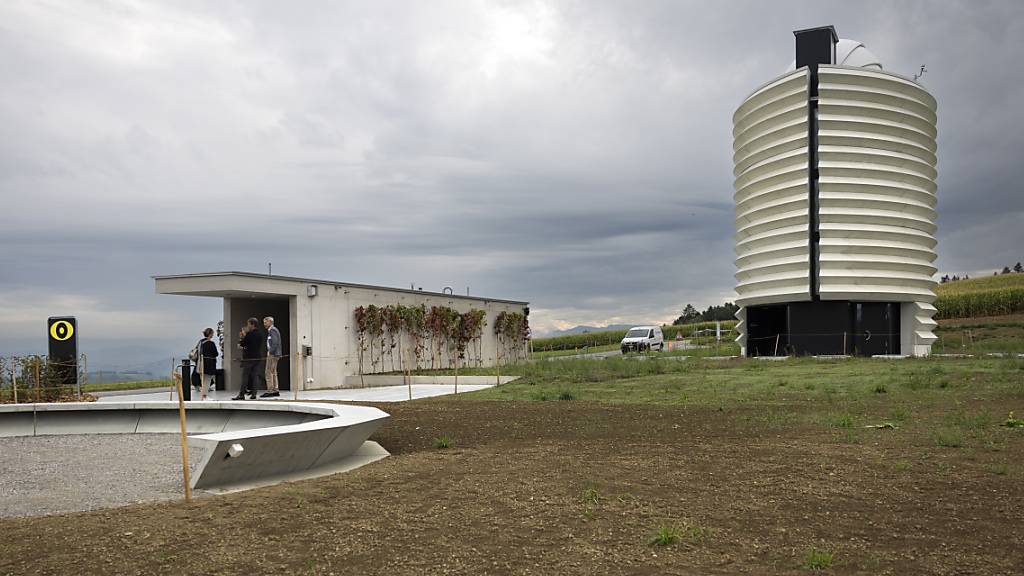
774,334 -> 780,357
35,356 -> 41,403
170,358 -> 176,400
843,332 -> 847,355
293,352 -> 302,401
79,354 -> 86,401
11,364 -> 17,404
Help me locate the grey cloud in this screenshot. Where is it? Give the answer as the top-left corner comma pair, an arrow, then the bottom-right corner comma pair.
1,1 -> 1022,365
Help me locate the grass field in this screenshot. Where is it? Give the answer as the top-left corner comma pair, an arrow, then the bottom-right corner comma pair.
934,314 -> 1024,354
2,354 -> 1022,575
81,379 -> 172,393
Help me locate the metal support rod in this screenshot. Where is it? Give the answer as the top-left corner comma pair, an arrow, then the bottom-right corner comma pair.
35,357 -> 40,403
79,354 -> 85,401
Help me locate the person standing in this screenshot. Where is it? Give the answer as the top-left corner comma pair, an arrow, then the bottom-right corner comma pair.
193,328 -> 218,400
233,318 -> 264,400
261,316 -> 282,398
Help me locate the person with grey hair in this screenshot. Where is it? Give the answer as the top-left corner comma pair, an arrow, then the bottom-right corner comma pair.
261,316 -> 282,398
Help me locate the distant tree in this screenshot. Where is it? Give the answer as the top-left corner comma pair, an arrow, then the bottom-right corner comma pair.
940,275 -> 950,283
673,304 -> 700,325
700,302 -> 740,322
1015,262 -> 1023,273
964,274 -> 970,280
952,275 -> 960,281
1002,266 -> 1012,275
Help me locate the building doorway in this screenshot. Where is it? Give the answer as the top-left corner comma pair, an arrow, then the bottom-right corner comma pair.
226,297 -> 291,391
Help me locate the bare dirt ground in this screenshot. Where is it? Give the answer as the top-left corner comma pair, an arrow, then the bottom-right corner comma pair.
1,398 -> 1022,575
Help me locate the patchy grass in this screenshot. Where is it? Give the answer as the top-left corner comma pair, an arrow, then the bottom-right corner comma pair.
649,524 -> 681,546
802,547 -> 835,570
932,429 -> 964,448
468,356 -> 1024,408
431,436 -> 453,449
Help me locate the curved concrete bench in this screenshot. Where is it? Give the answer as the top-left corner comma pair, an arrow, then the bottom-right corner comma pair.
0,402 -> 389,491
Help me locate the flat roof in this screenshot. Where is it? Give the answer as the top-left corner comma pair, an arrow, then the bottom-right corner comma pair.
153,271 -> 529,305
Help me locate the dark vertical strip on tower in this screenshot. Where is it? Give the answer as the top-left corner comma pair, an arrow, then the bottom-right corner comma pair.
793,26 -> 837,302
808,64 -> 820,300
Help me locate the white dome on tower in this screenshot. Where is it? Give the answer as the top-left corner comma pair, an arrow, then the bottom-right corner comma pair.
786,38 -> 883,71
836,39 -> 882,69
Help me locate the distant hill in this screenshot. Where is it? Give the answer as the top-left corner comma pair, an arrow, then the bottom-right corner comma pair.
936,273 -> 1024,295
544,324 -> 634,338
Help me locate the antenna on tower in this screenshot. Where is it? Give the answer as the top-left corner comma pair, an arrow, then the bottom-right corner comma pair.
913,65 -> 927,82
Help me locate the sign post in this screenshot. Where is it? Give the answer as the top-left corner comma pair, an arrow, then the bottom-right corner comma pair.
47,317 -> 78,397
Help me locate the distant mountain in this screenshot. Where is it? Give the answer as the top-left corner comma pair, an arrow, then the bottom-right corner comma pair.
543,324 -> 634,338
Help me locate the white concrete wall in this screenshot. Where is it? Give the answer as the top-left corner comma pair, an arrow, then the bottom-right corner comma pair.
306,285 -> 527,389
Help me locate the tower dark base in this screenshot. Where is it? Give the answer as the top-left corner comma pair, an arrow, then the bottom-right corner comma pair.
745,301 -> 901,357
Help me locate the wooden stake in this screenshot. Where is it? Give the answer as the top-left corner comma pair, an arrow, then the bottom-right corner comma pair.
35,357 -> 40,403
496,343 -> 501,388
174,370 -> 192,503
773,334 -> 780,357
843,332 -> 847,355
405,348 -> 412,401
454,353 -> 459,395
170,357 -> 176,400
11,365 -> 17,404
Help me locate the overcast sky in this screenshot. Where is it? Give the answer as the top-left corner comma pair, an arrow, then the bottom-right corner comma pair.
2,0 -> 1023,368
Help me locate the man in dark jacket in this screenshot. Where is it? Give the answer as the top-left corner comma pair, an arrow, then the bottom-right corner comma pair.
234,317 -> 265,400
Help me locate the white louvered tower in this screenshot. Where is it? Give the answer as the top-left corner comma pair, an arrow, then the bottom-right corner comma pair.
733,26 -> 938,357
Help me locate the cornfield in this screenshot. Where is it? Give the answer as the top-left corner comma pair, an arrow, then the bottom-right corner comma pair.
934,273 -> 1024,319
934,289 -> 1024,320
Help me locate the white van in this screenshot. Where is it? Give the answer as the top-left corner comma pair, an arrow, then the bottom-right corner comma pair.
620,326 -> 664,353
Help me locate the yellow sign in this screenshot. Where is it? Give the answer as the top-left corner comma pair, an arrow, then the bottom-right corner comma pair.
50,320 -> 74,342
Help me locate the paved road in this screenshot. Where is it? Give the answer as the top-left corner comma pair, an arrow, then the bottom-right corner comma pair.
95,384 -> 493,403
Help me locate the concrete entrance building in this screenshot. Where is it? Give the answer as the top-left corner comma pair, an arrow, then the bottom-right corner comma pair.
155,272 -> 529,391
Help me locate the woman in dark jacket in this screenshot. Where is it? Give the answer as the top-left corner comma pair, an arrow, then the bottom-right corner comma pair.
193,328 -> 219,400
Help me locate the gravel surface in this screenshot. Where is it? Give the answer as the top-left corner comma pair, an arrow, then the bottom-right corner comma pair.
0,434 -> 206,518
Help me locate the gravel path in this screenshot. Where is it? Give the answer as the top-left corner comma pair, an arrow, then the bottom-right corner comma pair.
0,434 -> 206,518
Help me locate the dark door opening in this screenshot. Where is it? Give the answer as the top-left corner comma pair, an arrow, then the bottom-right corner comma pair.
746,305 -> 788,356
853,302 -> 900,356
228,297 -> 291,390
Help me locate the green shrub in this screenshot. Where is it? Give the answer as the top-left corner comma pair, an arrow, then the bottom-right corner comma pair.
432,436 -> 453,449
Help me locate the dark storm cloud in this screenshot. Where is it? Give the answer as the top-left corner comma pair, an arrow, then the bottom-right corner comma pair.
1,0 -> 1022,366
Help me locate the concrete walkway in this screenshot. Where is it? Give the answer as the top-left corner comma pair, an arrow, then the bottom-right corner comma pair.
95,384 -> 493,403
